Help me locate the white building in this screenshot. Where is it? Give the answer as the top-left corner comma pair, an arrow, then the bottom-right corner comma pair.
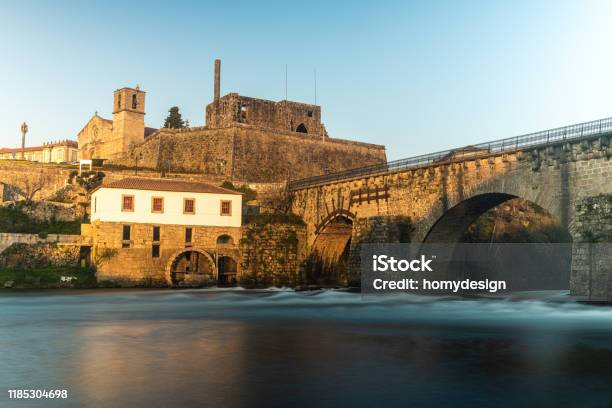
91,178 -> 242,227
85,178 -> 243,286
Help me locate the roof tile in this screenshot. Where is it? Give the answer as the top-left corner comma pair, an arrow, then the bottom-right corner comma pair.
100,178 -> 242,195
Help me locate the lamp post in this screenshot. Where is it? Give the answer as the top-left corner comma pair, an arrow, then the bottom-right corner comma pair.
20,122 -> 28,159
132,151 -> 143,175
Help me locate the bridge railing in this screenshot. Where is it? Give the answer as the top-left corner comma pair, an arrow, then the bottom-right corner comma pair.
287,117 -> 612,190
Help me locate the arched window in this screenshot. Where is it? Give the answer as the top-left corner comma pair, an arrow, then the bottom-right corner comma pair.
216,234 -> 234,245
296,123 -> 308,133
132,94 -> 138,109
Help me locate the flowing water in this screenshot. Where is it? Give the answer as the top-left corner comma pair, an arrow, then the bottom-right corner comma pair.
1,289 -> 612,407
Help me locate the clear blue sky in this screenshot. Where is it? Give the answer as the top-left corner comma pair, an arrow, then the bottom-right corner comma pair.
1,0 -> 611,160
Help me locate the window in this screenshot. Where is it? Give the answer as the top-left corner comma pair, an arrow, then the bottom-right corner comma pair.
240,104 -> 248,122
220,200 -> 232,216
152,226 -> 160,242
307,110 -> 313,117
152,244 -> 160,258
122,195 -> 134,212
132,94 -> 138,109
185,227 -> 193,244
117,94 -> 121,110
151,197 -> 164,213
122,225 -> 131,248
183,198 -> 195,214
216,234 -> 233,245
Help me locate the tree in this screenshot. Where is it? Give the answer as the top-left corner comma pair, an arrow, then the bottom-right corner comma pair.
163,106 -> 186,129
14,171 -> 51,202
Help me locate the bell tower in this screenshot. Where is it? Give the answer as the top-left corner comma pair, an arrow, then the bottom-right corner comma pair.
112,86 -> 146,157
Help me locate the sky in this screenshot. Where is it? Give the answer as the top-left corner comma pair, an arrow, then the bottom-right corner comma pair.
1,0 -> 612,160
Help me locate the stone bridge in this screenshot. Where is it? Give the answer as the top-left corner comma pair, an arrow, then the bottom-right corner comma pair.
289,117 -> 612,299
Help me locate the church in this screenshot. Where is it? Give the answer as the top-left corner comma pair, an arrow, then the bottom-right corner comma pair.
77,60 -> 387,182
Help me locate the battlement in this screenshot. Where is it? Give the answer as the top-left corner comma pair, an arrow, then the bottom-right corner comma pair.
205,93 -> 325,136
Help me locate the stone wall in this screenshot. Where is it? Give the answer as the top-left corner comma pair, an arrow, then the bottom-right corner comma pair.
571,194 -> 612,242
2,201 -> 80,223
291,134 -> 612,294
109,124 -> 386,182
231,126 -> 386,182
0,242 -> 81,269
0,160 -> 256,204
205,93 -> 324,136
87,221 -> 242,286
0,161 -> 73,201
239,222 -> 307,286
0,233 -> 83,255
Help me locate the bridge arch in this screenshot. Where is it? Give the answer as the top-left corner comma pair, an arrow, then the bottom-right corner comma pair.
422,191 -> 572,243
310,210 -> 355,285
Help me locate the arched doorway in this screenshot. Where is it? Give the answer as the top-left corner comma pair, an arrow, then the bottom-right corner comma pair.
423,193 -> 573,292
311,214 -> 354,285
218,256 -> 238,285
169,249 -> 215,286
296,123 -> 308,133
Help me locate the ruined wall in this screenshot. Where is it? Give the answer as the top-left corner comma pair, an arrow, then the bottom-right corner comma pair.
239,222 -> 307,286
206,94 -> 323,136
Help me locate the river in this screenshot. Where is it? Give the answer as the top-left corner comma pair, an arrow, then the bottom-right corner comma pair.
1,289 -> 611,407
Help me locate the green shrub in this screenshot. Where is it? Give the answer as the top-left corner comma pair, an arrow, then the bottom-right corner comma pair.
0,206 -> 80,235
220,181 -> 257,202
0,266 -> 96,289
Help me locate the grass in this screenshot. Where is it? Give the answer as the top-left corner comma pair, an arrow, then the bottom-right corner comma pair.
0,206 -> 81,235
0,266 -> 97,289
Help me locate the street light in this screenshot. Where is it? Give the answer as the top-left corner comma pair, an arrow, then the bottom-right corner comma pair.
132,151 -> 143,175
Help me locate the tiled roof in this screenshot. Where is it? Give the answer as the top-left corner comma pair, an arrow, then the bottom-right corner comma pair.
0,140 -> 78,154
0,146 -> 45,153
100,178 -> 242,195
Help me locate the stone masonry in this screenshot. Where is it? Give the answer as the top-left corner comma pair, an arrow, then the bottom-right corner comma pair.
290,134 -> 612,298
84,221 -> 242,286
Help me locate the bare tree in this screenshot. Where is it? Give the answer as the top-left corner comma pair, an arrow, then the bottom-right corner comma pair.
14,171 -> 52,202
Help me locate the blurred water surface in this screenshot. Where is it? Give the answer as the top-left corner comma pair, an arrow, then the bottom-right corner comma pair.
1,288 -> 612,407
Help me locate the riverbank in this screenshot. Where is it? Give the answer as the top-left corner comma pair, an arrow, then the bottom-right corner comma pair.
0,266 -> 97,289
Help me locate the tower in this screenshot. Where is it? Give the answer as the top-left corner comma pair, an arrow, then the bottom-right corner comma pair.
112,86 -> 146,156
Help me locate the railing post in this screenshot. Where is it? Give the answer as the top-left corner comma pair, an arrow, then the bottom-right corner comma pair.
600,119 -> 602,134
